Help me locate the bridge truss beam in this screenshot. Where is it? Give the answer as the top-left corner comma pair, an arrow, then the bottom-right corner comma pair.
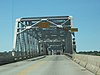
12,16 -> 78,57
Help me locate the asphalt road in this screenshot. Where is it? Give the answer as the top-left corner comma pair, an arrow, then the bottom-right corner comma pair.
0,55 -> 94,75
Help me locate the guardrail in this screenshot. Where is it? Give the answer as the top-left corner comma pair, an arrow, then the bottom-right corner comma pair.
0,54 -> 46,65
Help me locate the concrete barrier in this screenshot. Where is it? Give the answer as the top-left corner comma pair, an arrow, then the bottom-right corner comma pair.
86,63 -> 99,74
73,54 -> 81,64
72,54 -> 100,75
97,68 -> 100,75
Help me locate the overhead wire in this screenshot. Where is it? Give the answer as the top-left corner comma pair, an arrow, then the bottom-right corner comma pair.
12,0 -> 14,50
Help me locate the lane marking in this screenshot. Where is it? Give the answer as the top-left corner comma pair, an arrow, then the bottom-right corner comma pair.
16,60 -> 47,75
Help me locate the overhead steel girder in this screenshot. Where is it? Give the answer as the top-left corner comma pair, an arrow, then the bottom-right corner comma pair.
15,16 -> 73,35
19,16 -> 70,21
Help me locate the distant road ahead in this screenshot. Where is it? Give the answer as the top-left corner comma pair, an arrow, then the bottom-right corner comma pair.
0,55 -> 94,75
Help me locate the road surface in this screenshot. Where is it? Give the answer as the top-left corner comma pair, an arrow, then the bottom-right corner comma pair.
0,55 -> 94,75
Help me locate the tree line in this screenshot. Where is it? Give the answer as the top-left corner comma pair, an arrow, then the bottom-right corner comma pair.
77,51 -> 100,56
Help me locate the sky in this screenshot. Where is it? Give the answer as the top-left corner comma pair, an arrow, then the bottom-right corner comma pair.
0,0 -> 100,52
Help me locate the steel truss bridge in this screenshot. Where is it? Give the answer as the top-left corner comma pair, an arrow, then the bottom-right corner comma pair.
12,16 -> 78,57
1,16 -> 99,75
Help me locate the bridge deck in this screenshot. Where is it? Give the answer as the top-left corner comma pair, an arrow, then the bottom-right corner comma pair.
0,55 -> 94,75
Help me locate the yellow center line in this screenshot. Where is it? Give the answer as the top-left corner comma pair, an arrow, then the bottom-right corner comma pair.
16,60 -> 47,75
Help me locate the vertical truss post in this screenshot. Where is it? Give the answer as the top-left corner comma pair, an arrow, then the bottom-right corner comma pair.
66,27 -> 73,54
19,33 -> 23,56
26,30 -> 30,56
12,19 -> 20,56
29,30 -> 33,56
31,29 -> 35,56
22,32 -> 27,56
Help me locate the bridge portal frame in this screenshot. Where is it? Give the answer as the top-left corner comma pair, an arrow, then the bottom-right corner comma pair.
12,16 -> 78,57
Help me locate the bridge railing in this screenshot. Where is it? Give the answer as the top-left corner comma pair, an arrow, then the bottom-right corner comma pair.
72,54 -> 100,75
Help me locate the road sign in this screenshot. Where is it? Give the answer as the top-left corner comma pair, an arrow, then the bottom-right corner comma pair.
71,28 -> 78,32
63,28 -> 78,32
38,22 -> 50,28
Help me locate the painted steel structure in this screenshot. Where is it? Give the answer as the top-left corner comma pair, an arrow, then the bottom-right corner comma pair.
12,16 -> 78,57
